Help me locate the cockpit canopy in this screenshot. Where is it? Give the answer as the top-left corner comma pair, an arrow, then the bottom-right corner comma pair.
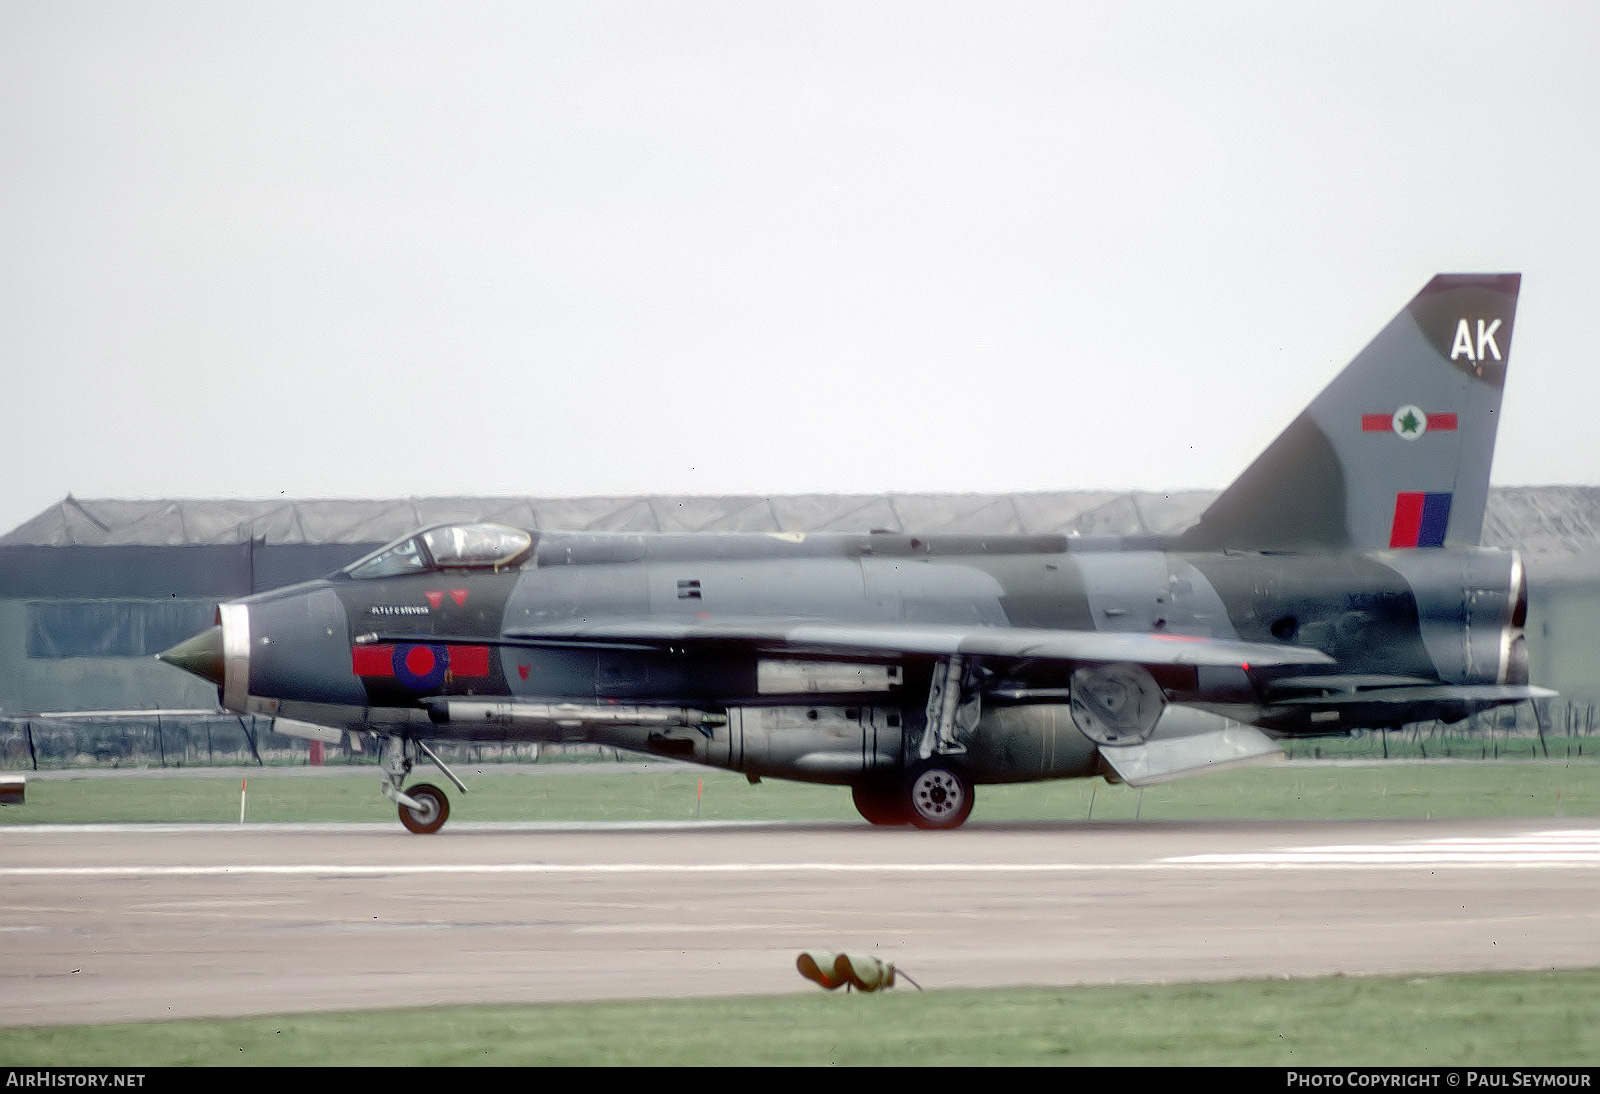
342,523 -> 535,579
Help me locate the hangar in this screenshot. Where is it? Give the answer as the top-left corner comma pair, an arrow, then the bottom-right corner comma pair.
2,488 -> 1597,765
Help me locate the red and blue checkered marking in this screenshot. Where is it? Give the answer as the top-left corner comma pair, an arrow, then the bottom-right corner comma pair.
1389,492 -> 1452,548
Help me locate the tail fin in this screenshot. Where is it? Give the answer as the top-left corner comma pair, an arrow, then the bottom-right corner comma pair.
1175,273 -> 1521,552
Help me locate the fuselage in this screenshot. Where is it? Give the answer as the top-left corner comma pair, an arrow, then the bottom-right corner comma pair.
217,528 -> 1528,761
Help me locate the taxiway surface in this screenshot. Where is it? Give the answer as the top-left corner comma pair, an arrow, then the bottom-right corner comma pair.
5,817 -> 1600,1026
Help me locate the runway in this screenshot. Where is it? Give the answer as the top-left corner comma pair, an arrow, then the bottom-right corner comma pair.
4,817 -> 1600,1027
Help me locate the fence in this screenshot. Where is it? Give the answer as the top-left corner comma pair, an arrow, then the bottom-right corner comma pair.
1278,699 -> 1597,760
4,699 -> 1596,771
0,714 -> 551,770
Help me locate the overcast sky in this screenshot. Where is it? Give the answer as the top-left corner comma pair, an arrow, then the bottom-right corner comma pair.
2,1 -> 1596,536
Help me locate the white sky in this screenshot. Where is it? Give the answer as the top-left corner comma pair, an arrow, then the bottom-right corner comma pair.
2,1 -> 1596,536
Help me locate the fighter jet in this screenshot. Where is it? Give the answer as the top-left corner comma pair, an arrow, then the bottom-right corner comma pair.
159,273 -> 1547,832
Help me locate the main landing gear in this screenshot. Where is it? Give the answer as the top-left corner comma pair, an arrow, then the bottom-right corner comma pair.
851,777 -> 910,826
849,655 -> 980,830
381,736 -> 468,834
851,760 -> 976,831
905,760 -> 974,829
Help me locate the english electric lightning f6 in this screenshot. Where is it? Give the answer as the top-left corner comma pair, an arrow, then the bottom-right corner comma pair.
160,274 -> 1545,832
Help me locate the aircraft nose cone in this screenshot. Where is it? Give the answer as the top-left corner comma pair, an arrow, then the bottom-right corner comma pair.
157,625 -> 225,686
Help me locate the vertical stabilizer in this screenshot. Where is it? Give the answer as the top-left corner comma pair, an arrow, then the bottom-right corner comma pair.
1176,273 -> 1520,551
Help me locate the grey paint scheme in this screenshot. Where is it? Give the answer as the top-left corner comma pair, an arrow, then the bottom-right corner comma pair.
219,528 -> 1526,738
156,273 -> 1551,831
1180,274 -> 1518,552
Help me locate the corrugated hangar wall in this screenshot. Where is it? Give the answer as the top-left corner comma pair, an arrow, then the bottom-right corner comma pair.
1,489 -> 1598,720
0,542 -> 386,718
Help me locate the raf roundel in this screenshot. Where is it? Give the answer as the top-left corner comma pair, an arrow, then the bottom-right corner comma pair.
394,643 -> 449,690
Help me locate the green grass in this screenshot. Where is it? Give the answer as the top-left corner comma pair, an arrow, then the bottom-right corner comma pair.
3,969 -> 1599,1065
2,757 -> 1596,825
1282,733 -> 1594,762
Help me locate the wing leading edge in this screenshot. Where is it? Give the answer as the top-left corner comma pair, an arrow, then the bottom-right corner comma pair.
496,618 -> 1333,670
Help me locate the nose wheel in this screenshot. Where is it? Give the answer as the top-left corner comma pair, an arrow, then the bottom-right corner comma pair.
397,782 -> 450,834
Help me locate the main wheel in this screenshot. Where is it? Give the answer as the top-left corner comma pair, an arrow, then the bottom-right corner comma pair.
905,761 -> 974,830
852,778 -> 910,826
398,782 -> 450,834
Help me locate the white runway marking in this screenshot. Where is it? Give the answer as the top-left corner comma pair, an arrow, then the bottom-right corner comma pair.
0,862 -> 1147,877
2,820 -> 789,835
1166,828 -> 1600,867
5,829 -> 1599,877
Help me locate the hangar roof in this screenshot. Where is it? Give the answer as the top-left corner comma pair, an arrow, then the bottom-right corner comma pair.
0,492 -> 1215,548
5,487 -> 1600,564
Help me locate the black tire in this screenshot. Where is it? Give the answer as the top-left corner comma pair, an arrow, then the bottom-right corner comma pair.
852,778 -> 910,826
398,782 -> 450,834
904,761 -> 975,830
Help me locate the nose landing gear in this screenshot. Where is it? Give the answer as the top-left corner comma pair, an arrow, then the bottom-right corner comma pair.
380,735 -> 468,834
397,782 -> 450,834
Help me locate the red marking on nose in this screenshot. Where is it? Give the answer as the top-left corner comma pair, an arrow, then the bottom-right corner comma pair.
450,645 -> 490,677
517,664 -> 530,681
352,645 -> 396,677
450,589 -> 468,607
424,591 -> 443,609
